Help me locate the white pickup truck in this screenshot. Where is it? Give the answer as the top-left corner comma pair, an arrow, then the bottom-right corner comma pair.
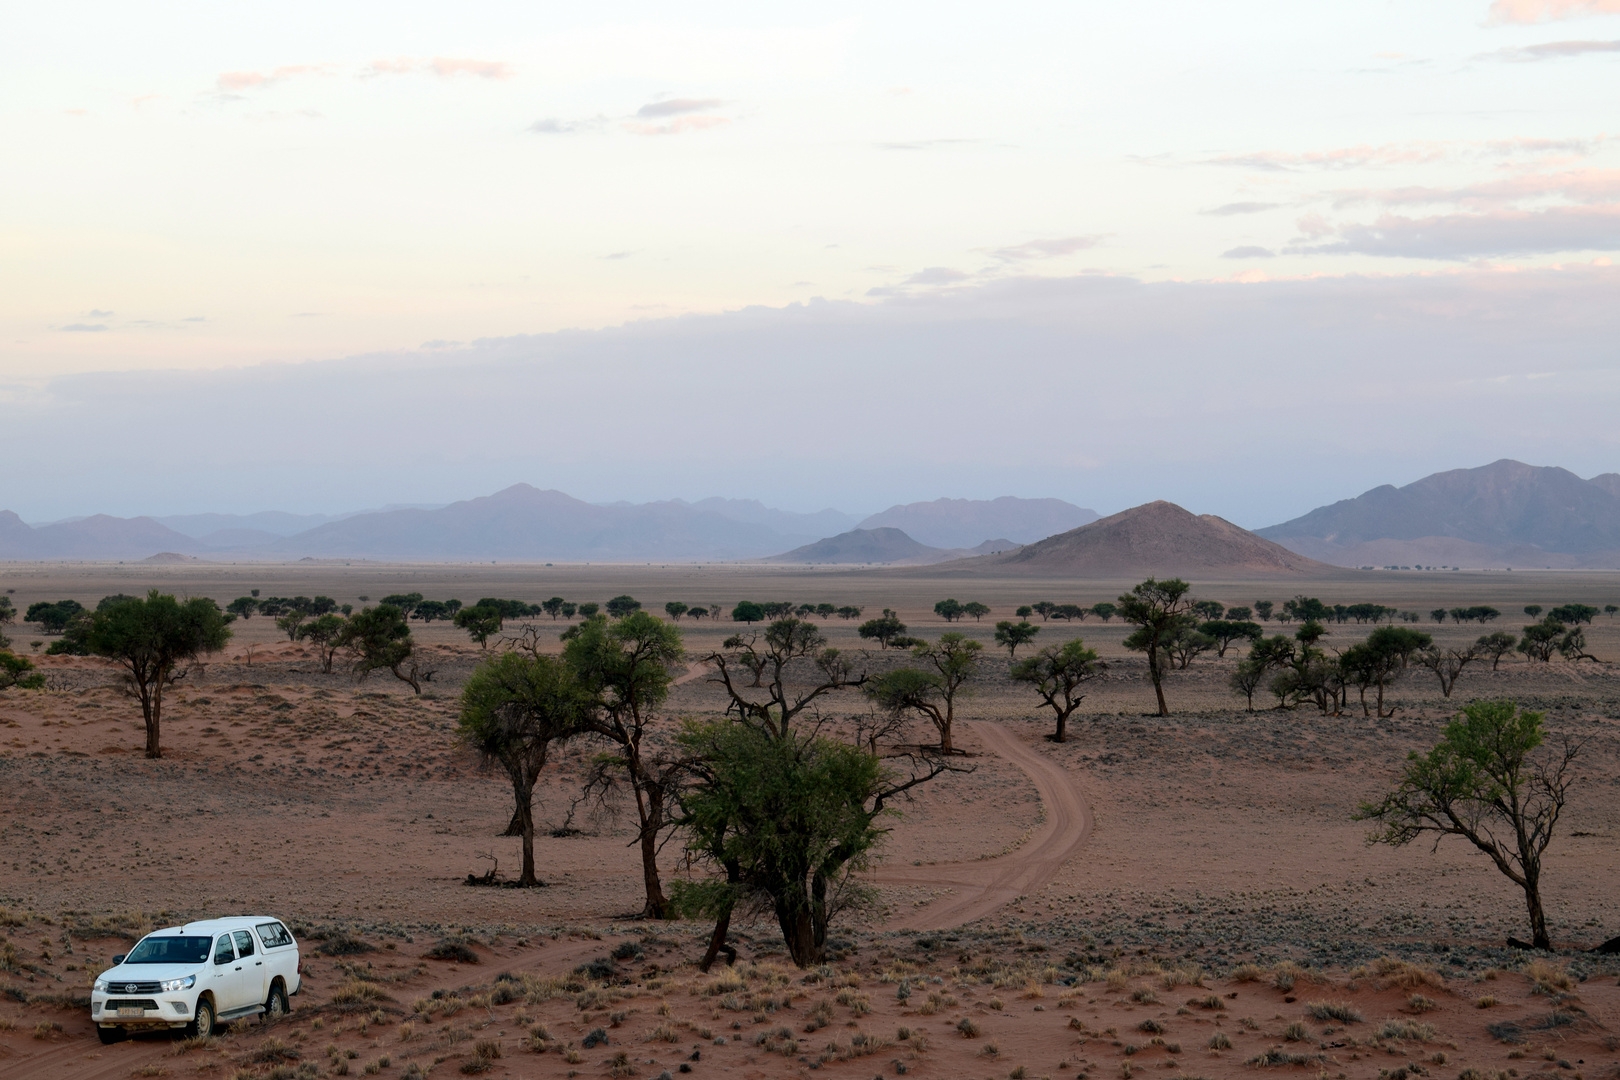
90,916 -> 302,1042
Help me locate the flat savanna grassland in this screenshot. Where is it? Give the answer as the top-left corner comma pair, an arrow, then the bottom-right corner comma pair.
0,563 -> 1617,1079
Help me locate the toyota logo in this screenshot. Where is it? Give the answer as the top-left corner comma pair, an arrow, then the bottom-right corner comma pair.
125,983 -> 137,993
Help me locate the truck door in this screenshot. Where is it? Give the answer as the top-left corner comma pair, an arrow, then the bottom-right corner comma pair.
209,935 -> 241,1011
233,930 -> 266,1008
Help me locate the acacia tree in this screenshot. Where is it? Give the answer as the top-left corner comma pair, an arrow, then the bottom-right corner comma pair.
296,613 -> 348,673
856,609 -> 908,648
1418,643 -> 1482,698
1117,578 -> 1192,716
562,611 -> 686,918
1476,631 -> 1518,671
341,604 -> 427,694
675,719 -> 943,969
454,604 -> 504,648
458,651 -> 594,887
1356,700 -> 1581,950
992,619 -> 1039,658
1011,639 -> 1103,742
864,632 -> 982,754
86,591 -> 232,758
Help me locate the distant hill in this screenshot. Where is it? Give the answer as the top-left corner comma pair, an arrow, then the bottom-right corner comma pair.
766,527 -> 1003,565
1258,460 -> 1620,568
921,501 -> 1331,577
856,497 -> 1097,549
271,484 -> 810,560
0,512 -> 201,560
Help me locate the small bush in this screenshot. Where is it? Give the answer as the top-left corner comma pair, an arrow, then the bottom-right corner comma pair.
1208,1032 -> 1232,1050
425,938 -> 479,964
329,979 -> 393,1006
610,941 -> 644,962
1377,1019 -> 1438,1042
1305,1000 -> 1362,1023
1188,994 -> 1223,1010
1475,995 -> 1498,1009
1131,987 -> 1160,1004
608,1050 -> 636,1078
1356,956 -> 1444,992
247,1036 -> 301,1063
1407,993 -> 1436,1013
1523,958 -> 1574,995
1138,1019 -> 1165,1034
1247,1048 -> 1321,1067
317,933 -> 375,957
1282,1022 -> 1308,1042
957,1016 -> 981,1038
1230,964 -> 1267,983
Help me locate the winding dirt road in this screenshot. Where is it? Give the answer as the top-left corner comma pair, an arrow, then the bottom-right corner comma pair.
874,722 -> 1093,931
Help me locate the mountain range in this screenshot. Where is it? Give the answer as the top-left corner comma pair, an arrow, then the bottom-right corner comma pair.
1257,460 -> 1620,569
0,488 -> 1093,562
767,528 -> 1018,566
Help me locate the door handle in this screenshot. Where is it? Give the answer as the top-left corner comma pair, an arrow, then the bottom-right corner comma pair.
235,966 -> 242,971
255,961 -> 263,966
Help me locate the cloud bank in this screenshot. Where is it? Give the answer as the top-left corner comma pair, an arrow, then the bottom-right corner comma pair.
6,268 -> 1619,526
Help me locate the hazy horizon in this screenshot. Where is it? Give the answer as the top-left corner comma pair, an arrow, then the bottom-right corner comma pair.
6,1 -> 1618,526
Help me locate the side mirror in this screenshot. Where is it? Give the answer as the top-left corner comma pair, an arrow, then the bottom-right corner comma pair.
112,954 -> 125,965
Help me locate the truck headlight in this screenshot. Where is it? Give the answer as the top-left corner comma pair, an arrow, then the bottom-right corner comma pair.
160,975 -> 196,992
93,977 -> 108,993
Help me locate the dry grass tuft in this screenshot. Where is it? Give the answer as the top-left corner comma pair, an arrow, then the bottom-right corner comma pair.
1376,1018 -> 1439,1043
1523,958 -> 1574,995
1354,956 -> 1445,993
1208,1031 -> 1232,1050
957,1016 -> 981,1038
1305,1000 -> 1362,1023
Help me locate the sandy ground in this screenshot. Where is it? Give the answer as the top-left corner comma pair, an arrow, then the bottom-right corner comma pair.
1,563 -> 1618,1077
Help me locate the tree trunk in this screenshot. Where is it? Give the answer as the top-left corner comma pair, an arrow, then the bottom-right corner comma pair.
1054,711 -> 1067,743
776,892 -> 822,968
1524,868 -> 1550,949
698,905 -> 735,972
637,785 -> 668,919
1148,647 -> 1168,716
143,669 -> 164,759
512,770 -> 539,887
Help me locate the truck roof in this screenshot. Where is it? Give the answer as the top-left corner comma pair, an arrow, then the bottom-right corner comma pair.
146,917 -> 290,937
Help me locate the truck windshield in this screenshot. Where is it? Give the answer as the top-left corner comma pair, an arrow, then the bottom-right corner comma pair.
124,936 -> 213,965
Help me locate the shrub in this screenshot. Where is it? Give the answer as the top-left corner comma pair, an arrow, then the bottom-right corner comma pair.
1475,996 -> 1498,1009
1377,1019 -> 1438,1042
1523,959 -> 1574,995
1209,1032 -> 1232,1050
1138,1019 -> 1165,1034
317,933 -> 376,957
425,938 -> 479,964
1355,956 -> 1444,992
1305,1000 -> 1362,1023
610,941 -> 645,962
1282,1022 -> 1309,1042
329,980 -> 393,1006
1407,993 -> 1436,1013
957,1017 -> 981,1038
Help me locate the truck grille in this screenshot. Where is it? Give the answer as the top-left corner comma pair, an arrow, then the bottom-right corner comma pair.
110,981 -> 163,994
106,999 -> 159,1011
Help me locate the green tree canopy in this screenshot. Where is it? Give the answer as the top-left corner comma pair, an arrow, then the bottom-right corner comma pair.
226,596 -> 259,620
459,650 -> 594,886
380,592 -> 424,617
856,609 -> 908,649
563,610 -> 686,917
664,601 -> 689,621
962,601 -> 991,622
296,613 -> 348,673
340,604 -> 426,694
1356,700 -> 1579,950
933,599 -> 965,622
1011,639 -> 1103,742
1089,602 -> 1117,623
992,619 -> 1039,658
26,599 -> 85,634
86,591 -> 231,757
731,600 -> 766,624
454,604 -> 505,648
606,594 -> 642,618
865,632 -> 981,754
1118,577 -> 1192,716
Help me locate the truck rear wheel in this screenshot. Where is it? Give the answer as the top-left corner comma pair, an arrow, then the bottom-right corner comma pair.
263,981 -> 288,1023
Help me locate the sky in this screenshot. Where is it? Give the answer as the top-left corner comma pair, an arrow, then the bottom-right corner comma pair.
3,0 -> 1619,525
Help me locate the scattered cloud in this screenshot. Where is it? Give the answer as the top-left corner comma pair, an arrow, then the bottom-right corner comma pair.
1290,204 -> 1620,259
1332,167 -> 1620,208
876,138 -> 983,151
1206,137 -> 1602,173
1203,201 -> 1283,216
59,323 -> 108,332
183,316 -> 206,322
63,108 -> 87,116
1222,246 -> 1276,259
603,251 -> 632,260
636,98 -> 723,118
1482,37 -> 1620,59
987,236 -> 1104,261
85,309 -> 113,318
1487,0 -> 1620,24
365,57 -> 512,79
622,115 -> 729,136
216,65 -> 328,92
902,267 -> 971,286
291,312 -> 324,318
528,118 -> 588,134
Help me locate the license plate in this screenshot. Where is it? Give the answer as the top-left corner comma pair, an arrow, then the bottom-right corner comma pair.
117,1007 -> 144,1017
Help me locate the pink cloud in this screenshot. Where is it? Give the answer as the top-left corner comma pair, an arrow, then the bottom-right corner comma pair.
1487,0 -> 1620,23
216,65 -> 326,92
364,57 -> 511,79
621,115 -> 730,136
1291,203 -> 1620,259
1335,168 -> 1620,209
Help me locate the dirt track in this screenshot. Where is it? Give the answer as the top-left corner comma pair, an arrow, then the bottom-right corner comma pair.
876,721 -> 1093,930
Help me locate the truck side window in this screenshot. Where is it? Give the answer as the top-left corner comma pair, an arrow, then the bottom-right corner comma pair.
256,922 -> 292,948
213,937 -> 235,965
233,930 -> 255,957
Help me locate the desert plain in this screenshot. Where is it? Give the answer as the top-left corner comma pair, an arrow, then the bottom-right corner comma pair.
0,561 -> 1616,1080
